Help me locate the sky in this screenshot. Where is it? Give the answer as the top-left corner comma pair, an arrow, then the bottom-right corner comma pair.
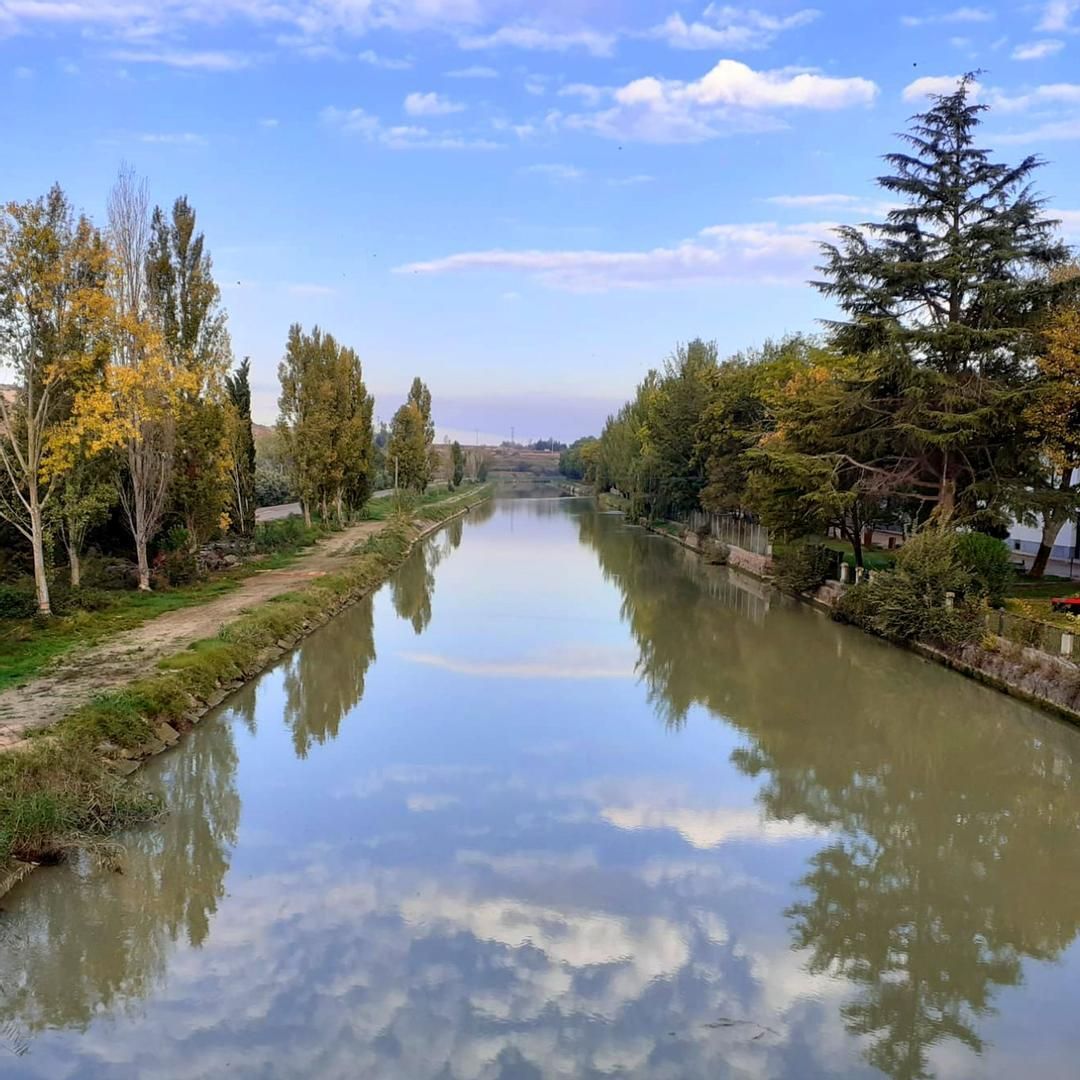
2,1 -> 1080,441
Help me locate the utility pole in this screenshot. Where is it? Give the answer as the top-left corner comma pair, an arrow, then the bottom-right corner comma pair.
394,454 -> 399,494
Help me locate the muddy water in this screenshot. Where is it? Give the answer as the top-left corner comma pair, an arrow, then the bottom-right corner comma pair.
3,498 -> 1080,1079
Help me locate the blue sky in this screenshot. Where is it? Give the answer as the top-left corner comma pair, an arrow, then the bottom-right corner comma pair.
2,1 -> 1079,441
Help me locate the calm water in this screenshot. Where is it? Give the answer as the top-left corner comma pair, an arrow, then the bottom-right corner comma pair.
3,498 -> 1080,1079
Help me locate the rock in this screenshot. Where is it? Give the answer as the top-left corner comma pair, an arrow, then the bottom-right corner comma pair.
111,759 -> 141,777
276,639 -> 291,650
154,722 -> 180,746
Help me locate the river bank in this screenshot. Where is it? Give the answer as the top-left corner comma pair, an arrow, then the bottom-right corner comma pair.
0,486 -> 492,895
604,496 -> 1080,730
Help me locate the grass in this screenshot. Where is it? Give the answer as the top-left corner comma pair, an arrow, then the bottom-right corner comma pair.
0,517 -> 342,692
0,485 -> 491,883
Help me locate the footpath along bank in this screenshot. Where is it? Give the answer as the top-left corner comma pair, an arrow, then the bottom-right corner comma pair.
0,486 -> 491,896
601,495 -> 1080,731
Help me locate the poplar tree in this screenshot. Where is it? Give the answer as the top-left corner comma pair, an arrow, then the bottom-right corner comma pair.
815,75 -> 1070,524
450,440 -> 465,488
0,186 -> 112,613
389,377 -> 435,492
147,196 -> 232,547
225,357 -> 257,537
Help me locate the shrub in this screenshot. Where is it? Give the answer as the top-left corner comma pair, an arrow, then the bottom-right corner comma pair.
860,528 -> 980,646
956,531 -> 1013,606
774,543 -> 838,594
0,582 -> 38,619
254,517 -> 322,554
153,549 -> 198,588
833,581 -> 876,628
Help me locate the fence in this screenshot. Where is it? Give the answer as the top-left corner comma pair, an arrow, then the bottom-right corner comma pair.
682,510 -> 771,556
984,607 -> 1080,663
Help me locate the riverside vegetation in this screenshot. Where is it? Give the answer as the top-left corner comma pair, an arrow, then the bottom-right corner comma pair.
0,484 -> 490,886
0,163 -> 477,885
566,78 -> 1080,659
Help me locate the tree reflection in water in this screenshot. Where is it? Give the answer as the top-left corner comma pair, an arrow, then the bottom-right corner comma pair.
579,507 -> 1080,1080
0,715 -> 240,1035
282,592 -> 378,758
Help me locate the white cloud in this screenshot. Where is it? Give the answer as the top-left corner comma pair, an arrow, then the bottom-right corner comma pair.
601,802 -> 824,848
136,131 -> 208,145
763,192 -> 896,216
1012,39 -> 1065,59
13,65 -> 32,78
521,163 -> 585,181
995,118 -> 1080,142
395,219 -> 836,292
109,48 -> 254,71
445,64 -> 498,78
1038,1 -> 1080,32
989,82 -> 1080,111
900,6 -> 994,26
459,24 -> 617,57
258,116 -> 279,128
404,90 -> 465,116
901,73 -> 979,101
322,105 -> 496,148
358,49 -> 413,69
564,58 -> 877,144
765,192 -> 863,207
609,174 -> 654,186
1052,208 -> 1080,237
557,82 -> 608,106
400,644 -> 635,679
651,6 -> 820,51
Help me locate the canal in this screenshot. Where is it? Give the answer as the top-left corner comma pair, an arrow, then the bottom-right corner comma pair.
3,497 -> 1080,1078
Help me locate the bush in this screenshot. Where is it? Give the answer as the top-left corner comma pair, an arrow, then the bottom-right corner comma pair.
833,581 -> 876,628
956,531 -> 1013,606
254,517 -> 321,554
152,549 -> 198,588
0,582 -> 38,619
774,543 -> 838,594
855,528 -> 981,647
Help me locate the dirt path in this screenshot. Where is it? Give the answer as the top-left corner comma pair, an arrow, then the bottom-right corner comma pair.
0,520 -> 382,747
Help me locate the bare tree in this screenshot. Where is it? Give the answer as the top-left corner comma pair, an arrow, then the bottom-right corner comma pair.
108,166 -> 175,591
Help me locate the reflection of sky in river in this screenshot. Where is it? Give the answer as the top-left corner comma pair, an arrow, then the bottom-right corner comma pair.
3,498 -> 1080,1079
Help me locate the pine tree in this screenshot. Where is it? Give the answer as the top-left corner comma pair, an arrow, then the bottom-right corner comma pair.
815,75 -> 1071,524
225,358 -> 257,536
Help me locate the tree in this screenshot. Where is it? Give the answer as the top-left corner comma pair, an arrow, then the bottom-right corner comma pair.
559,437 -> 599,482
0,185 -> 112,613
388,377 -> 435,493
147,196 -> 232,548
276,326 -> 373,523
53,451 -> 117,588
387,402 -> 428,493
450,440 -> 465,489
225,358 -> 256,537
815,75 -> 1071,525
107,167 -> 186,591
745,350 -> 897,567
1018,276 -> 1080,577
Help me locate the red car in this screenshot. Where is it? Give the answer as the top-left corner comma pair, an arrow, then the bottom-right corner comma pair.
1050,596 -> 1080,613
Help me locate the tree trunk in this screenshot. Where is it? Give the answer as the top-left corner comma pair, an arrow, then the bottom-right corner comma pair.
335,490 -> 344,526
851,528 -> 864,569
29,494 -> 52,616
1030,508 -> 1071,579
302,500 -> 312,528
136,534 -> 151,591
69,545 -> 81,589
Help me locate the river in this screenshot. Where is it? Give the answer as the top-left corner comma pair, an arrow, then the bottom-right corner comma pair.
3,497 -> 1080,1079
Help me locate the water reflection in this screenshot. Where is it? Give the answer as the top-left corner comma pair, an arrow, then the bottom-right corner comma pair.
0,716 -> 239,1035
283,592 -> 377,757
2,500 -> 1080,1079
579,505 -> 1080,1079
